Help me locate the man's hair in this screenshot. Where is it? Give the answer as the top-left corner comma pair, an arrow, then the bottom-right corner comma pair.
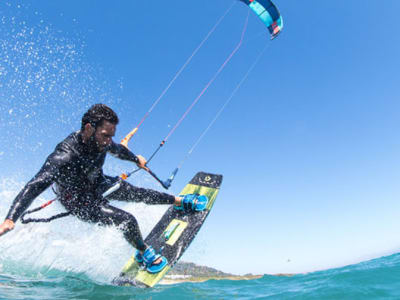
81,104 -> 119,131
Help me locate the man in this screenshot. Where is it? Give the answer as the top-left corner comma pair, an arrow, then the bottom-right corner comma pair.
0,104 -> 207,273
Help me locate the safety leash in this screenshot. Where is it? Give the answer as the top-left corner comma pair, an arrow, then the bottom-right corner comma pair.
20,199 -> 71,224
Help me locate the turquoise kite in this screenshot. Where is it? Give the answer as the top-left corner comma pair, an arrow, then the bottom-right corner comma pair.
240,0 -> 283,39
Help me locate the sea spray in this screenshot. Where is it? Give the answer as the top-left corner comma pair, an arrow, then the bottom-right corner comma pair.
0,1 -> 123,171
0,175 -> 170,283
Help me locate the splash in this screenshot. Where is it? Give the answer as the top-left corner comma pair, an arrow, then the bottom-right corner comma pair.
0,2 -> 122,165
0,176 -> 169,283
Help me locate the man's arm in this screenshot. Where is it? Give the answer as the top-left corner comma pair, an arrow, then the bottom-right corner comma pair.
108,142 -> 148,170
5,162 -> 58,222
0,147 -> 71,237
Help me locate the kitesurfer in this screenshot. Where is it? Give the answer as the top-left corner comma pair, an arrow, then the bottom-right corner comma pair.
0,104 -> 207,273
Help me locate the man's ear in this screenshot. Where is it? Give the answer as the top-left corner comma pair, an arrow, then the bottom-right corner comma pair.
84,123 -> 95,135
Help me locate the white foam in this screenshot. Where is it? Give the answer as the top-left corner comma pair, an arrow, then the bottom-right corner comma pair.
0,176 -> 170,283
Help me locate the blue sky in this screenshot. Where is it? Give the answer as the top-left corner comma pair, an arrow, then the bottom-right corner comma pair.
1,1 -> 400,275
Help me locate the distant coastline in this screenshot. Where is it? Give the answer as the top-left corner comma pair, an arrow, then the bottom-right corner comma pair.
161,274 -> 263,285
160,261 -> 292,285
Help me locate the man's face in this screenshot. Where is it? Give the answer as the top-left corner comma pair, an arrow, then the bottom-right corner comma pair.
93,120 -> 116,152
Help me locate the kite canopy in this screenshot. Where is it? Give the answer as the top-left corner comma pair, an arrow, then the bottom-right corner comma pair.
240,0 -> 283,39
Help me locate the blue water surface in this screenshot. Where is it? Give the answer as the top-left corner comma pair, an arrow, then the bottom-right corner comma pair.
1,253 -> 400,300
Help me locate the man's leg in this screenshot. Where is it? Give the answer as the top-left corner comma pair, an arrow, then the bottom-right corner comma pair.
73,203 -> 147,252
105,178 -> 176,205
101,177 -> 207,211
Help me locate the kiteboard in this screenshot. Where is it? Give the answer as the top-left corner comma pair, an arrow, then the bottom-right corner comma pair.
113,171 -> 223,287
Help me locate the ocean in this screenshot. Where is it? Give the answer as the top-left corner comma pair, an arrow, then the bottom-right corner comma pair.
1,253 -> 400,300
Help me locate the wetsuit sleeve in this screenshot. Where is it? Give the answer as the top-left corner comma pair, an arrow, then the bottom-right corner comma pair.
5,146 -> 72,222
108,141 -> 139,163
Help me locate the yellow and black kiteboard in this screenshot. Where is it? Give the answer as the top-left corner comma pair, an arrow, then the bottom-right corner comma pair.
113,171 -> 223,287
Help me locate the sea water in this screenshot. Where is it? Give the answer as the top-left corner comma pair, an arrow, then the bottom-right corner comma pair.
1,253 -> 400,299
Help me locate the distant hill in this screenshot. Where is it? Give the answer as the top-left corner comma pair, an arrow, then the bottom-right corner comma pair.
162,261 -> 262,284
168,261 -> 234,277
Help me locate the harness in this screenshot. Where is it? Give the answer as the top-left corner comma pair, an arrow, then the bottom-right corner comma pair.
20,198 -> 71,224
20,186 -> 71,224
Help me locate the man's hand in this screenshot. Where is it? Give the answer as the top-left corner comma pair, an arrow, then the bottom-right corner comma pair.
136,155 -> 149,171
0,219 -> 15,237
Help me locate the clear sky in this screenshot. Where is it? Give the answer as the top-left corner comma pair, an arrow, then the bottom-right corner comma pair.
1,1 -> 400,276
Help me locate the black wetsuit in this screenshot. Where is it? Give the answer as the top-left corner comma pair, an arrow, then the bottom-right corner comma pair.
5,131 -> 175,251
